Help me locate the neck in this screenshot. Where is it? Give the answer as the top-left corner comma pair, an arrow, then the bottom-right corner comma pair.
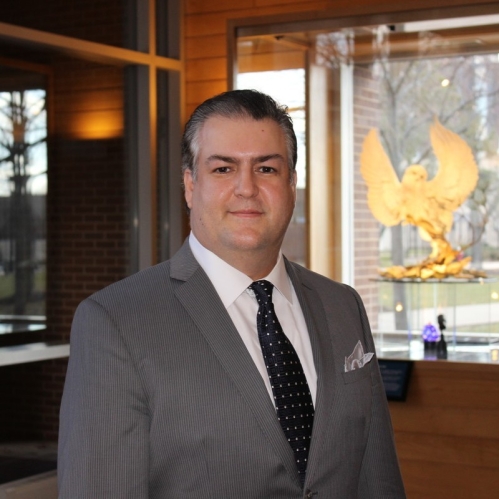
218,248 -> 280,281
192,235 -> 281,280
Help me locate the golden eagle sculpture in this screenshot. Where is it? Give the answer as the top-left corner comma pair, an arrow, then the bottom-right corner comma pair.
360,119 -> 484,279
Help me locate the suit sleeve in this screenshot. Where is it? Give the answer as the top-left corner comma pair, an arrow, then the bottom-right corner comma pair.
349,287 -> 407,498
58,298 -> 150,499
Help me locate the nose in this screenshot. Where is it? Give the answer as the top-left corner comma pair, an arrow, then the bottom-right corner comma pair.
234,168 -> 258,198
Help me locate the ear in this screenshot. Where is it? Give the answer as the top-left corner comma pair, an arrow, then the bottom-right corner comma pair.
184,169 -> 194,209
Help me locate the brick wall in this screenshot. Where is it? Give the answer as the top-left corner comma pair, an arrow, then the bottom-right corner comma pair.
353,65 -> 381,322
0,361 -> 65,441
46,58 -> 127,344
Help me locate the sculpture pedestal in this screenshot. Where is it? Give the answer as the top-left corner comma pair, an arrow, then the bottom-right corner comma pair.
372,278 -> 499,364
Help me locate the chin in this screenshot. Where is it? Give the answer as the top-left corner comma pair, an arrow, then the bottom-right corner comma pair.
227,238 -> 264,252
226,233 -> 282,254
220,229 -> 262,247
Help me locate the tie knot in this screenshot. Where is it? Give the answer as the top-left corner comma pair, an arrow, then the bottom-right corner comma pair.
249,279 -> 274,304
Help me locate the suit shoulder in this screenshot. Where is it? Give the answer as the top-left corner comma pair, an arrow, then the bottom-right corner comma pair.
88,259 -> 174,307
287,260 -> 355,294
286,260 -> 367,316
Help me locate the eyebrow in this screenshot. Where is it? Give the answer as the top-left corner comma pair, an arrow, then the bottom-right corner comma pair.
206,154 -> 285,165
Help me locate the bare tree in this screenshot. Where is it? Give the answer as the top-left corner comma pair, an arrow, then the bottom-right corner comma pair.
0,89 -> 46,315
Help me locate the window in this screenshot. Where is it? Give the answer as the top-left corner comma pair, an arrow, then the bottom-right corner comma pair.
0,66 -> 47,322
235,11 -> 499,362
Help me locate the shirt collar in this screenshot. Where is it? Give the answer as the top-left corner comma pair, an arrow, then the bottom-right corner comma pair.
188,232 -> 294,308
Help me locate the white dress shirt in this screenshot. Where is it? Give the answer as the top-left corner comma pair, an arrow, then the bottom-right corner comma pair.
189,232 -> 317,406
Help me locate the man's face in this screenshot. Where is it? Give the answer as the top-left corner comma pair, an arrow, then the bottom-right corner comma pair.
184,115 -> 296,267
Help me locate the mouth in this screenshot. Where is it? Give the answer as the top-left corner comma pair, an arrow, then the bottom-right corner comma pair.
228,209 -> 263,218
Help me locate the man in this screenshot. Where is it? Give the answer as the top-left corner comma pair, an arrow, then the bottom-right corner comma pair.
58,89 -> 405,498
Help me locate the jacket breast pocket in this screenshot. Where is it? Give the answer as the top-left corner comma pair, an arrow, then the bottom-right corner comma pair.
341,363 -> 372,384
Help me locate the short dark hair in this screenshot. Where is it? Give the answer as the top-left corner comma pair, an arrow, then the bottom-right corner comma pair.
181,89 -> 297,179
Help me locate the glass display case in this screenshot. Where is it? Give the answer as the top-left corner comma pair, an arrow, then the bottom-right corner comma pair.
372,278 -> 499,363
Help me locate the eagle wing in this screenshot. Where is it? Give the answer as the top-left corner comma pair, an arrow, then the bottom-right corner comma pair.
426,118 -> 479,211
360,128 -> 403,226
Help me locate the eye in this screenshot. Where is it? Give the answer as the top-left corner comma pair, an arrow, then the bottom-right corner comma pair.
213,166 -> 231,174
258,166 -> 277,174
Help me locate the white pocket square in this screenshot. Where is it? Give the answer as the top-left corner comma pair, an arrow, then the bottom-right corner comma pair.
344,340 -> 374,372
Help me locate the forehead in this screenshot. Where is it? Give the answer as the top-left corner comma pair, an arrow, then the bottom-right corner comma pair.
196,115 -> 287,158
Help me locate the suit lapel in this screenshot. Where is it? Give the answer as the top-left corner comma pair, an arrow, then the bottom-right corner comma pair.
285,261 -> 337,481
170,242 -> 302,488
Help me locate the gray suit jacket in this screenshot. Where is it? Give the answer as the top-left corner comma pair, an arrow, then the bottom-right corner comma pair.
58,241 -> 405,498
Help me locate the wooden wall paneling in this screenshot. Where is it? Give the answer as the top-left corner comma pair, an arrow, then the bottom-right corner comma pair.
186,34 -> 227,59
185,2 -> 331,38
388,361 -> 499,499
185,0 -> 255,15
238,50 -> 305,73
395,433 -> 499,468
186,80 -> 227,106
400,460 -> 499,499
186,57 -> 227,82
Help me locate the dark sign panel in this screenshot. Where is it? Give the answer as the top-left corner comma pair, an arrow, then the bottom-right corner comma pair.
378,359 -> 413,401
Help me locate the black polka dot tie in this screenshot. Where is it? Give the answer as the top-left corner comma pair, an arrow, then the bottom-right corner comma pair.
249,280 -> 314,487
